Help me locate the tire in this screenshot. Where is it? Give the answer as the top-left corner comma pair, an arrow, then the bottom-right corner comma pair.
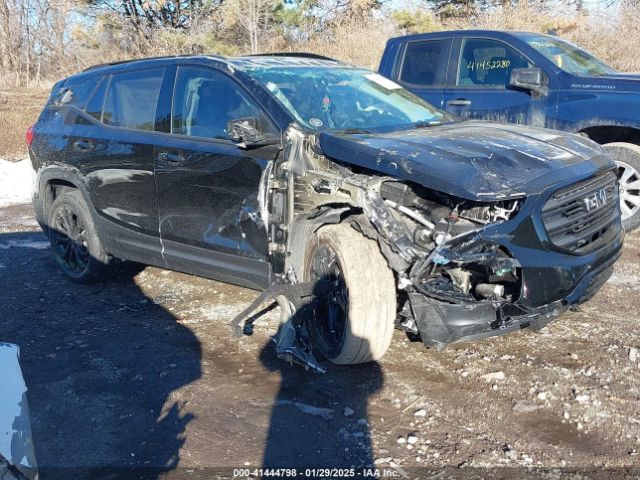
604,142 -> 640,231
48,190 -> 111,283
302,224 -> 396,365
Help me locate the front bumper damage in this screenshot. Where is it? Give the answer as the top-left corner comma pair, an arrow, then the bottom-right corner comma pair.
231,280 -> 329,373
403,214 -> 622,349
409,293 -> 567,349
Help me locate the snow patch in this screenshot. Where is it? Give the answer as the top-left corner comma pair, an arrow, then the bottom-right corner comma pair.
0,238 -> 49,250
0,158 -> 35,208
607,272 -> 640,288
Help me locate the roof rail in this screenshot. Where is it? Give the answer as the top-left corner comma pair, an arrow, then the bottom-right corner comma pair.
247,52 -> 338,62
82,52 -> 337,73
82,54 -> 224,72
83,58 -> 143,72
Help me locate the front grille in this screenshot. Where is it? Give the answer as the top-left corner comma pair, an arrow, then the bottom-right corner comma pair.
542,172 -> 619,254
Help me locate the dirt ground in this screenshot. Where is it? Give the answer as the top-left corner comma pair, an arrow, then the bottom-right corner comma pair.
1,200 -> 640,479
0,88 -> 49,161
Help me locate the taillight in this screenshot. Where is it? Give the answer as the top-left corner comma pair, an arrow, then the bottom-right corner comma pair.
26,125 -> 35,146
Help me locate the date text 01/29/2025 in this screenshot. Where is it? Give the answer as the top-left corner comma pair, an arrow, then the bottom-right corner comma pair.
232,468 -> 401,478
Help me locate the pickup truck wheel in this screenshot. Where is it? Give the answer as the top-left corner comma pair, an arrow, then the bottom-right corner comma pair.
605,142 -> 640,231
303,224 -> 396,365
48,190 -> 111,283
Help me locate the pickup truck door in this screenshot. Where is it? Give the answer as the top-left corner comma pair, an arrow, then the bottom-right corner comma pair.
394,38 -> 453,109
442,37 -> 554,127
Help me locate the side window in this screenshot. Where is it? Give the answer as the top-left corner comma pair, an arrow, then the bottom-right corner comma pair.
172,66 -> 273,140
51,76 -> 102,109
103,69 -> 165,130
457,39 -> 531,87
85,77 -> 107,121
399,40 -> 449,86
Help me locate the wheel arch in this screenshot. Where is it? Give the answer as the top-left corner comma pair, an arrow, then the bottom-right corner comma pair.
285,203 -> 365,279
579,125 -> 640,146
34,167 -> 93,234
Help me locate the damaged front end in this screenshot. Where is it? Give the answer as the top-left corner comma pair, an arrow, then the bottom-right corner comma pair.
360,179 -> 563,349
260,124 -> 623,355
233,119 -> 623,369
404,229 -> 563,349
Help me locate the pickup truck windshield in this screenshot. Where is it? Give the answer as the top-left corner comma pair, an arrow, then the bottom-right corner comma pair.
244,66 -> 449,131
519,34 -> 616,77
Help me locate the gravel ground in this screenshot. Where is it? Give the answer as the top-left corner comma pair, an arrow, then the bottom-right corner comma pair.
1,203 -> 639,479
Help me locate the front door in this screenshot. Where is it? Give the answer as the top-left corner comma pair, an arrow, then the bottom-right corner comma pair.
442,38 -> 552,127
153,65 -> 278,289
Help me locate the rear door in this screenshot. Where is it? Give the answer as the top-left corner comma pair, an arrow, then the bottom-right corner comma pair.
394,38 -> 452,109
153,64 -> 278,289
70,68 -> 165,233
66,67 -> 168,263
442,37 -> 548,125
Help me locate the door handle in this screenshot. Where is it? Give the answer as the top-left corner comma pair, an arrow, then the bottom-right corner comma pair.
446,99 -> 472,107
157,152 -> 185,164
72,140 -> 94,151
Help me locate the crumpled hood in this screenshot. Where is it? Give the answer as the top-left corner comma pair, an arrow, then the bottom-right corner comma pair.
318,121 -> 614,201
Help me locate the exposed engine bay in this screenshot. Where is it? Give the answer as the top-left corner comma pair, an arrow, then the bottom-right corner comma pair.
273,128 -> 522,316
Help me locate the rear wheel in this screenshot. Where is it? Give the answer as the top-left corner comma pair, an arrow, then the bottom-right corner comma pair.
604,142 -> 640,231
48,190 -> 111,283
303,224 -> 396,365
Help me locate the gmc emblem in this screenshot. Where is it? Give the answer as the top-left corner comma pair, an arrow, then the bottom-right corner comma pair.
583,188 -> 607,212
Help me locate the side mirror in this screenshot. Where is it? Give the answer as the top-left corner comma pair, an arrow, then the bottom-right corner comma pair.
509,68 -> 548,97
227,117 -> 278,149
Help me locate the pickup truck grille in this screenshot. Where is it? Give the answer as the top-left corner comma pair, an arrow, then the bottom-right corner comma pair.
542,172 -> 619,254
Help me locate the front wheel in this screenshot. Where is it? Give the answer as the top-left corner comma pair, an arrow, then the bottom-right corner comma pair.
303,224 -> 396,365
604,142 -> 640,231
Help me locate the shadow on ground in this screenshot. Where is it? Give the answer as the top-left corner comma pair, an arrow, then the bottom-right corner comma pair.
258,282 -> 384,470
260,343 -> 383,470
0,231 -> 202,479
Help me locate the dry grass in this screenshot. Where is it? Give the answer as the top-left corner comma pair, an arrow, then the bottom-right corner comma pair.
261,2 -> 640,73
265,18 -> 397,70
0,88 -> 50,161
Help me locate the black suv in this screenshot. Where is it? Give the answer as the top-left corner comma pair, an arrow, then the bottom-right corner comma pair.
29,54 -> 623,368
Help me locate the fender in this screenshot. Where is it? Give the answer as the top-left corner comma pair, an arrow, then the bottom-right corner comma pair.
553,90 -> 640,135
33,164 -> 92,231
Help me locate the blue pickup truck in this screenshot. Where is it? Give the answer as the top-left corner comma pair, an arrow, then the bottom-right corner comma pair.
379,30 -> 640,230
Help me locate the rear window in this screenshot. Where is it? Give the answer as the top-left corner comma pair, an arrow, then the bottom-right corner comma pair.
102,69 -> 165,131
51,76 -> 102,109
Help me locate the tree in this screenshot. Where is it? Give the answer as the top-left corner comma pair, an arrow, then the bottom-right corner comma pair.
223,0 -> 279,53
392,8 -> 440,34
82,0 -> 215,32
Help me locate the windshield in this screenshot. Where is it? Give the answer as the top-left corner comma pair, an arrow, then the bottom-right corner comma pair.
519,34 -> 616,76
244,66 -> 450,131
